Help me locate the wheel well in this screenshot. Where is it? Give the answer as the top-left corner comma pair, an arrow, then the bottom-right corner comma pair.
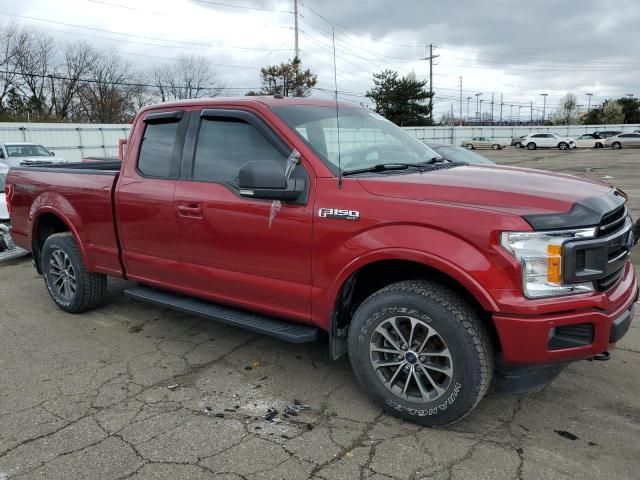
332,259 -> 499,353
32,213 -> 70,273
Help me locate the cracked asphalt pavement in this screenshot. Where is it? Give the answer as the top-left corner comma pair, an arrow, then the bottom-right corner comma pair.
1,147 -> 639,479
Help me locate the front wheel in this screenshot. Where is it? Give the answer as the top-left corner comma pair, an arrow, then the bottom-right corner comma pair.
526,142 -> 536,150
612,142 -> 622,150
42,233 -> 108,313
492,144 -> 501,150
465,144 -> 474,150
558,142 -> 569,150
514,142 -> 522,148
348,280 -> 494,426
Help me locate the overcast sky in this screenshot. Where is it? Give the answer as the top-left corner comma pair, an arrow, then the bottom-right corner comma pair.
1,0 -> 638,120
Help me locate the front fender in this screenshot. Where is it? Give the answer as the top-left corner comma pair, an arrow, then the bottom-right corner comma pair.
312,224 -> 518,330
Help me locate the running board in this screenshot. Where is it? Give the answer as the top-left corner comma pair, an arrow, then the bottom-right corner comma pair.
124,286 -> 320,343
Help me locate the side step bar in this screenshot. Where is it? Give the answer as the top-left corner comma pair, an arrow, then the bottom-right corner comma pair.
124,286 -> 320,344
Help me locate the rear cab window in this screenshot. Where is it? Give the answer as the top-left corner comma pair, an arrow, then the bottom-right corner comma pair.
137,110 -> 188,179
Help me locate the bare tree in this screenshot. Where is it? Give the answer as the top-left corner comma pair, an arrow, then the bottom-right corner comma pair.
77,51 -> 133,123
553,92 -> 578,125
154,54 -> 223,101
50,42 -> 98,120
12,28 -> 56,117
0,23 -> 20,112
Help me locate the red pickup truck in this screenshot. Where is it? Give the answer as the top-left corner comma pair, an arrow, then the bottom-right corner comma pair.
5,97 -> 638,425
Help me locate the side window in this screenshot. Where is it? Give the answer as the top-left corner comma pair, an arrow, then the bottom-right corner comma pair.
138,121 -> 181,178
532,134 -> 542,138
193,117 -> 288,185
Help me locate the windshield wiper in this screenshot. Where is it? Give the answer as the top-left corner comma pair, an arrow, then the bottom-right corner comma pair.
343,163 -> 426,176
423,156 -> 447,164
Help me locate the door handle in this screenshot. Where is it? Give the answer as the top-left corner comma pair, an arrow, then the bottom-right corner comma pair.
176,202 -> 203,218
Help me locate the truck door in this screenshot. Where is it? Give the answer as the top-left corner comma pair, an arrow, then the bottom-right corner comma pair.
115,110 -> 189,285
173,108 -> 313,323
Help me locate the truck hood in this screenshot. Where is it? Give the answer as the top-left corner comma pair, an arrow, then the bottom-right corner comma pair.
358,164 -> 615,219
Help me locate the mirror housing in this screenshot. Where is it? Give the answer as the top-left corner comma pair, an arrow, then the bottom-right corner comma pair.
238,160 -> 304,201
50,151 -> 55,156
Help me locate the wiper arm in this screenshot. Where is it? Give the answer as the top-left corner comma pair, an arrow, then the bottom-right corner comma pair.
342,163 -> 423,176
422,156 -> 447,164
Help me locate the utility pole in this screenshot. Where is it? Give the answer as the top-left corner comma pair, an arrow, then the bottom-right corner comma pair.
509,104 -> 513,125
474,92 -> 482,123
530,101 -> 533,124
422,44 -> 439,123
490,93 -> 494,125
479,99 -> 484,124
499,93 -> 503,125
466,96 -> 471,122
451,103 -> 454,126
459,76 -> 463,126
293,0 -> 299,59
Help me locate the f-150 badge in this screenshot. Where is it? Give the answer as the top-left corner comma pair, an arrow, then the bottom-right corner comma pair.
318,208 -> 360,221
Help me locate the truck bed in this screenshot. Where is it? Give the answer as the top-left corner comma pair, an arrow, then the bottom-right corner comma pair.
7,163 -> 123,276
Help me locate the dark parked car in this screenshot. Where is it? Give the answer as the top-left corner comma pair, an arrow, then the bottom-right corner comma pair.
593,130 -> 622,139
424,142 -> 495,164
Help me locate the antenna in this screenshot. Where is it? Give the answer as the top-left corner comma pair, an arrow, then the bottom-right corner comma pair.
331,26 -> 343,189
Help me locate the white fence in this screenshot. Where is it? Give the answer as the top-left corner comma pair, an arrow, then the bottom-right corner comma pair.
403,124 -> 640,145
0,121 -> 639,162
0,122 -> 130,162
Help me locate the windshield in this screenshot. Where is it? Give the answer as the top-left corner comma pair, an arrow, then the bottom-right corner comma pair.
6,144 -> 51,157
431,146 -> 494,165
271,105 -> 440,174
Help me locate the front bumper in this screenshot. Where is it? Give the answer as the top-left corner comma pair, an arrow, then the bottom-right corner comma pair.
493,261 -> 638,365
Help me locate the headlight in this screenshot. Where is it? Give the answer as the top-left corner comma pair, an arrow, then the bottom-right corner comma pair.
501,228 -> 597,298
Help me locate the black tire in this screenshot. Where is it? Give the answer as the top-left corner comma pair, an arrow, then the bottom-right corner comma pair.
612,142 -> 622,150
595,143 -> 603,148
465,144 -> 474,150
526,142 -> 536,150
347,280 -> 494,426
558,142 -> 568,150
492,144 -> 500,150
514,142 -> 521,148
41,232 -> 107,313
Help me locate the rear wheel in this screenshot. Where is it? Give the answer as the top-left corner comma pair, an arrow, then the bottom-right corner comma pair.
347,280 -> 494,426
42,233 -> 107,313
612,142 -> 622,150
558,142 -> 569,150
514,142 -> 522,148
466,144 -> 474,150
492,144 -> 500,150
526,142 -> 536,150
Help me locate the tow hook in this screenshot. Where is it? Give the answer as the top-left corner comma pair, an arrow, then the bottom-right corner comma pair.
588,351 -> 611,362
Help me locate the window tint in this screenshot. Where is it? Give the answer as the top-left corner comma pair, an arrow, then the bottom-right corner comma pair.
531,134 -> 543,138
193,117 -> 287,184
138,122 -> 180,178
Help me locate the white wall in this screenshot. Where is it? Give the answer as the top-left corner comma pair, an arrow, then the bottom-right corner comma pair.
0,122 -> 638,162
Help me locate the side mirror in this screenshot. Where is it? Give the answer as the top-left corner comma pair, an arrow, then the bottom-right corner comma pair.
50,151 -> 55,156
238,160 -> 304,201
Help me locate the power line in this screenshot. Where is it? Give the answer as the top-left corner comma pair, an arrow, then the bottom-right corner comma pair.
191,0 -> 292,13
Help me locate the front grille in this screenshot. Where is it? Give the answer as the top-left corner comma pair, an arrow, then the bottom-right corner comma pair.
575,250 -> 586,271
596,268 -> 624,291
599,204 -> 627,236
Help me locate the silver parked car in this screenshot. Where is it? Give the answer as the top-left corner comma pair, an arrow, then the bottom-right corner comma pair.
460,136 -> 504,150
0,142 -> 66,168
605,133 -> 640,149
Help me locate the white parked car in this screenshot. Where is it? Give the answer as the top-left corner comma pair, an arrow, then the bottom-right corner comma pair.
0,142 -> 66,168
0,164 -> 28,261
520,133 -> 576,150
574,133 -> 605,149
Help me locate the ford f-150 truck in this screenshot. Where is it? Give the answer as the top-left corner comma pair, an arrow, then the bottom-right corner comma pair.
5,97 -> 638,425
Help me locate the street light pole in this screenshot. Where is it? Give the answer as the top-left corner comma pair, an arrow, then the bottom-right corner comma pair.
479,99 -> 484,124
585,92 -> 593,113
466,96 -> 471,122
540,93 -> 548,126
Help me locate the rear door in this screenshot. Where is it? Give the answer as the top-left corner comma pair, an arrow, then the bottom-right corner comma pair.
115,110 -> 189,285
172,108 -> 314,322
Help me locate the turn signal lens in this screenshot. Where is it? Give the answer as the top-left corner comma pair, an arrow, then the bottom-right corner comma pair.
547,244 -> 562,284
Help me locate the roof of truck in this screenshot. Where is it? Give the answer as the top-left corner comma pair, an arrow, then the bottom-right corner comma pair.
138,96 -> 358,115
